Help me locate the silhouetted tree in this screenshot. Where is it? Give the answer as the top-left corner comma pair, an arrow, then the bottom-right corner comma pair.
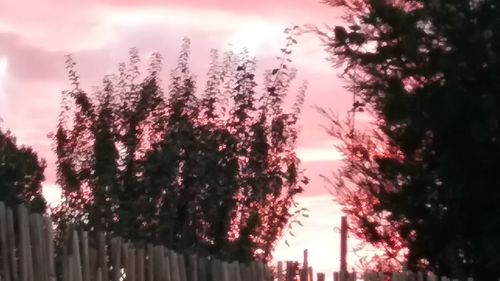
51,34 -> 308,262
0,126 -> 47,213
315,0 -> 500,279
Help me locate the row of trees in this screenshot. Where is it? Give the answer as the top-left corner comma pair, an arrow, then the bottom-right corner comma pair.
1,33 -> 308,263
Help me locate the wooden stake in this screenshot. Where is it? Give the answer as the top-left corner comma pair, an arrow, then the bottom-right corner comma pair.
0,203 -> 11,281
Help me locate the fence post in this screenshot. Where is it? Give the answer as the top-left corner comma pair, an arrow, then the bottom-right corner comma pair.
301,250 -> 308,281
340,216 -> 348,272
0,203 -> 11,281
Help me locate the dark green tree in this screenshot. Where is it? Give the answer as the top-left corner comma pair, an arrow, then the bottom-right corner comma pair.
52,35 -> 308,263
315,0 -> 500,279
0,126 -> 47,213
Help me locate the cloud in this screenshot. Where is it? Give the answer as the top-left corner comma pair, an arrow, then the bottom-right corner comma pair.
0,56 -> 6,98
0,33 -> 66,81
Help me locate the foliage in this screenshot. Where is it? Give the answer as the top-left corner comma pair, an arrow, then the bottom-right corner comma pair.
0,126 -> 47,213
51,34 -> 308,263
315,0 -> 500,279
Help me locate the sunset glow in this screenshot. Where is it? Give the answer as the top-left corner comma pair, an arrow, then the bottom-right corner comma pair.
0,0 -> 356,278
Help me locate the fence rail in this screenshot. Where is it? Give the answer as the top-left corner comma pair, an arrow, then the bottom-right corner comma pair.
0,202 -> 273,281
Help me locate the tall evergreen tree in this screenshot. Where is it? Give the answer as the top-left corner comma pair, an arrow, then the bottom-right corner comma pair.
316,0 -> 500,279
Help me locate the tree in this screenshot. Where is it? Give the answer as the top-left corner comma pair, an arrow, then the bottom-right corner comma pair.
315,0 -> 500,279
0,126 -> 47,213
51,34 -> 308,263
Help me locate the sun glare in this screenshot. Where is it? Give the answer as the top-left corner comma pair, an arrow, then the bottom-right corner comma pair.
42,183 -> 62,207
296,148 -> 344,162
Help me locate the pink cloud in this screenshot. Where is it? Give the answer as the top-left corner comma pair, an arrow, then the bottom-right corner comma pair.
0,33 -> 66,81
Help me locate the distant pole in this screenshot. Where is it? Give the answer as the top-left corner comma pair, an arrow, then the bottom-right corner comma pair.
340,216 -> 348,272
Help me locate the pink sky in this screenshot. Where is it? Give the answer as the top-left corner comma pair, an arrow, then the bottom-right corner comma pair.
0,0 -> 365,277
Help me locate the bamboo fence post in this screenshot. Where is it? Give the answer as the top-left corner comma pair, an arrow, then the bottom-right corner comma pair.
178,254 -> 187,281
111,237 -> 122,281
277,261 -> 283,281
17,205 -> 29,281
89,247 -> 98,281
97,232 -> 108,281
233,262 -> 242,281
285,262 -> 293,281
6,208 -> 17,281
170,251 -> 181,281
188,254 -> 197,281
136,247 -> 145,281
428,272 -> 437,281
96,268 -> 103,281
334,272 -> 339,281
301,250 -> 308,281
146,245 -> 153,281
239,264 -> 248,281
251,262 -> 258,281
122,243 -> 129,281
226,262 -> 234,281
43,217 -> 56,281
67,256 -> 74,281
308,267 -> 313,281
197,257 -> 206,281
72,230 -> 83,281
416,272 -> 424,281
257,262 -> 266,281
220,262 -> 229,281
128,248 -> 136,281
0,203 -> 10,281
81,231 -> 91,281
29,214 -> 45,281
350,272 -> 357,281
210,259 -> 218,281
317,273 -> 325,281
153,246 -> 161,281
339,270 -> 348,281
266,266 -> 274,281
163,249 -> 171,281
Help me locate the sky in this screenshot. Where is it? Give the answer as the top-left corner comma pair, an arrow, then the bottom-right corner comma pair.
0,0 -> 367,278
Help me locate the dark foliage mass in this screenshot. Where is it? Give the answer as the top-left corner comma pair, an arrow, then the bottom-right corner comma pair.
51,35 -> 308,263
0,126 -> 47,213
315,0 -> 500,279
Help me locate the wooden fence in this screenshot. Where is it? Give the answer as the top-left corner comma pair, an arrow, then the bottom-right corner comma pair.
274,250 -> 471,281
0,202 -> 273,281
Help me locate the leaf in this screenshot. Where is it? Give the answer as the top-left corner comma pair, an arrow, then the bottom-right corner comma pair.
272,69 -> 279,75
